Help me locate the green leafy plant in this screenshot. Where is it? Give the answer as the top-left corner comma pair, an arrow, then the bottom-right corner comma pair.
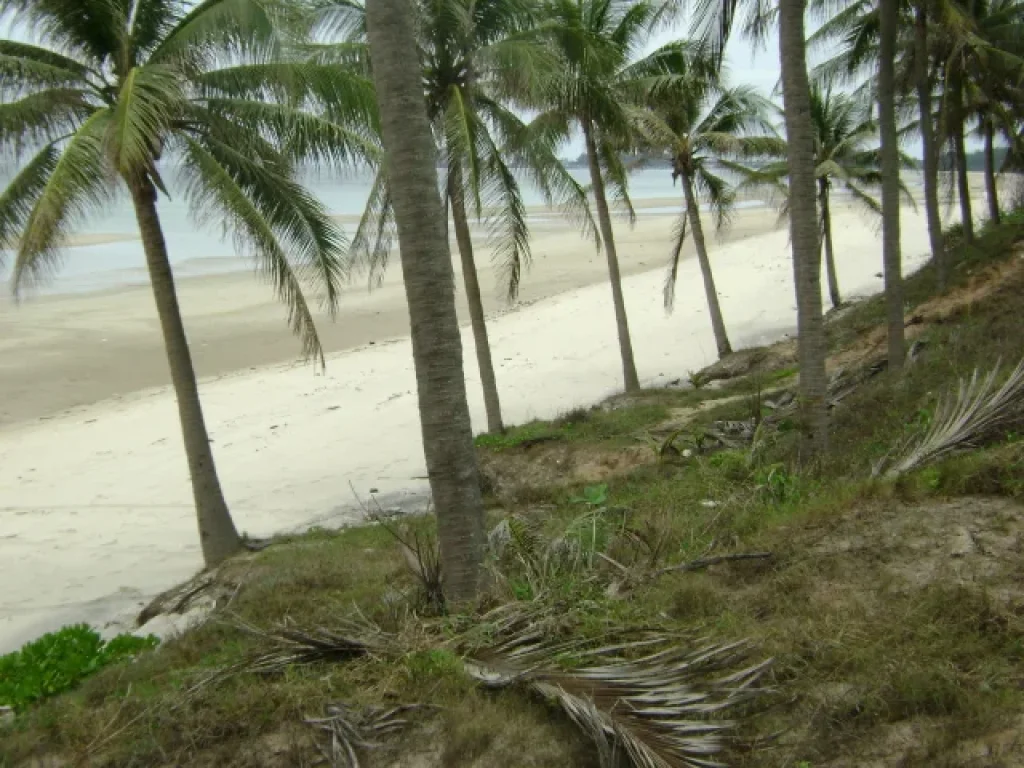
754,463 -> 801,504
571,484 -> 609,508
688,369 -> 712,390
0,625 -> 157,712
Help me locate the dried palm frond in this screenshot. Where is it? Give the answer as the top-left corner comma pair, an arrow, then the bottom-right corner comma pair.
464,605 -> 771,768
225,612 -> 394,678
306,703 -> 426,768
878,358 -> 1024,477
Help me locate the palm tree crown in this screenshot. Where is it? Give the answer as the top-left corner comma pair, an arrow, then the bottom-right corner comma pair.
1,0 -> 377,357
636,72 -> 783,356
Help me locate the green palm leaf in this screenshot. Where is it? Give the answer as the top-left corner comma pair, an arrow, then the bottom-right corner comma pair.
349,166 -> 395,285
477,132 -> 530,301
0,144 -> 60,257
107,64 -> 183,174
179,135 -> 337,364
149,0 -> 280,65
11,109 -> 116,292
0,88 -> 92,157
0,0 -> 126,66
199,97 -> 379,169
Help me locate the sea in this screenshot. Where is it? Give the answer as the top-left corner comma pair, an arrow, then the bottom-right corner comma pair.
0,164 -> 917,296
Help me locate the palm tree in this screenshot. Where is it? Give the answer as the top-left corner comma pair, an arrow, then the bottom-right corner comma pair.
0,0 -> 375,566
322,0 -> 595,435
637,77 -> 784,357
933,0 -> 1024,242
365,0 -> 485,602
809,0 -> 950,286
912,0 -> 948,286
694,0 -> 831,452
533,0 -> 690,393
879,0 -> 906,371
751,87 -> 917,309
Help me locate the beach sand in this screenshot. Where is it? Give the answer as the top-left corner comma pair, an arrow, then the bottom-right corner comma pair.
0,205 -> 782,426
0,201 -> 936,652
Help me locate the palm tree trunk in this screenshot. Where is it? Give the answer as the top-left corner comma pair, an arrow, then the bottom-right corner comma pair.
879,0 -> 906,373
127,175 -> 241,567
582,118 -> 640,392
778,0 -> 829,454
819,180 -> 841,308
681,172 -> 732,357
914,4 -> 947,288
951,101 -> 975,242
366,0 -> 484,604
448,167 -> 504,434
983,120 -> 1000,224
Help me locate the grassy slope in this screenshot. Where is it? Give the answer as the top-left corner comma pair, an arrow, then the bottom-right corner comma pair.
3,213 -> 1024,768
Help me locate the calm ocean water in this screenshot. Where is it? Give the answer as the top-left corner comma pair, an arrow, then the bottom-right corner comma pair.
0,165 -> 918,296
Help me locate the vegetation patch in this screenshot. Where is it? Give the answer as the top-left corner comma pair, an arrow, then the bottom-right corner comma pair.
0,625 -> 157,714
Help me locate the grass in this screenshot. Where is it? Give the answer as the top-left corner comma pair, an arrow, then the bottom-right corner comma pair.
3,213 -> 1024,767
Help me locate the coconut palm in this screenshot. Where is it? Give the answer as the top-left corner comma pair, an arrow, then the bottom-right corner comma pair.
0,0 -> 376,566
878,0 -> 906,371
813,0 -> 1024,247
532,0 -> 692,393
928,0 -> 1024,241
320,0 -> 596,435
693,0 -> 830,452
636,78 -> 784,357
365,0 -> 485,602
749,87 -> 918,308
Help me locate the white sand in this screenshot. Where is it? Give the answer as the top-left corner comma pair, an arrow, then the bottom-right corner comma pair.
0,207 -> 933,652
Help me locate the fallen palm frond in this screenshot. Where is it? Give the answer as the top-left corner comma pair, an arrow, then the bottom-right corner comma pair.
877,357 -> 1024,477
224,612 -> 394,678
306,703 -> 427,768
464,604 -> 771,768
488,508 -> 626,597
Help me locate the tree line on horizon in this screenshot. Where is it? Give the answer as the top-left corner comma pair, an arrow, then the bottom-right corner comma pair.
0,0 -> 1022,602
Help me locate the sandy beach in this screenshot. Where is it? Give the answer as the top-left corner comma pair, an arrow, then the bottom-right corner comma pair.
0,199 -> 938,652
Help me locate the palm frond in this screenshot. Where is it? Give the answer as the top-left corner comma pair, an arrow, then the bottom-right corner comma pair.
844,181 -> 883,217
477,134 -> 531,302
0,144 -> 58,259
0,0 -> 124,67
0,88 -> 93,158
107,64 -> 183,174
308,0 -> 367,42
479,95 -> 600,252
11,110 -> 116,293
349,166 -> 395,286
442,86 -> 483,218
0,41 -> 93,100
663,209 -> 688,312
179,135 -> 340,365
199,97 -> 379,169
879,358 -> 1024,477
149,0 -> 281,65
305,703 -> 424,768
464,604 -> 771,768
599,136 -> 636,223
694,167 -> 734,233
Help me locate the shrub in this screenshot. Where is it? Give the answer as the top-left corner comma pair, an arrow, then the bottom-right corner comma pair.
0,624 -> 158,712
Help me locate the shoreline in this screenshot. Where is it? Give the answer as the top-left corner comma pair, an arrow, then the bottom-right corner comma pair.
0,203 -> 788,427
0,204 -> 937,653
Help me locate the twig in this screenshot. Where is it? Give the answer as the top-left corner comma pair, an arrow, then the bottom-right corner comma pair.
651,551 -> 774,579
